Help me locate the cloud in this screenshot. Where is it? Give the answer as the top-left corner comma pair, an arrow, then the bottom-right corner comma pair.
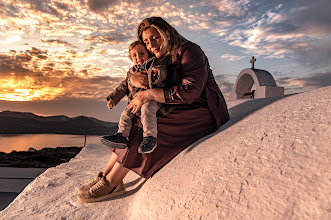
0,46 -> 132,101
277,72 -> 331,94
28,0 -> 63,17
41,39 -> 78,48
271,70 -> 287,77
0,60 -> 125,101
210,0 -> 250,18
279,72 -> 331,88
84,33 -> 133,45
281,0 -> 331,36
260,38 -> 331,70
86,0 -> 119,13
85,0 -> 166,15
218,0 -> 331,70
213,74 -> 234,100
1,46 -> 125,77
53,75 -> 125,100
84,0 -> 249,36
165,0 -> 253,34
1,0 -> 330,103
290,41 -> 331,69
0,35 -> 22,46
258,0 -> 331,39
1,0 -> 251,47
220,54 -> 245,62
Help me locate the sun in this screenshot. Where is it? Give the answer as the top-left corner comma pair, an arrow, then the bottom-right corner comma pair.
0,77 -> 64,101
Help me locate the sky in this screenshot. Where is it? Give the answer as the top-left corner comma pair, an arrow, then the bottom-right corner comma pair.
0,0 -> 330,122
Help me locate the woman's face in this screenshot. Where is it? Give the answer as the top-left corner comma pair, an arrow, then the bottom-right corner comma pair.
142,27 -> 167,59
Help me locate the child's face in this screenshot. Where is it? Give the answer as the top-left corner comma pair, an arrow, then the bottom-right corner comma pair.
130,44 -> 150,65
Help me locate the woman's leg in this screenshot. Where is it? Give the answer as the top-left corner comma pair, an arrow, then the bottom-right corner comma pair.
78,159 -> 129,203
105,162 -> 130,187
102,152 -> 119,176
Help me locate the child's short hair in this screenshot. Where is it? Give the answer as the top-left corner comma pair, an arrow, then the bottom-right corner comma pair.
128,41 -> 145,61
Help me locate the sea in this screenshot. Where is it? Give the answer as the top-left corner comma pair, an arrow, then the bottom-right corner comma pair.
0,134 -> 103,153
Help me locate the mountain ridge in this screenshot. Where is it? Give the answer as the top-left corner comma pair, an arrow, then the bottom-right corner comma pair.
0,110 -> 118,135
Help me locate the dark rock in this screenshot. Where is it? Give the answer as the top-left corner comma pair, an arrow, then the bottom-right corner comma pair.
27,147 -> 36,152
0,147 -> 82,168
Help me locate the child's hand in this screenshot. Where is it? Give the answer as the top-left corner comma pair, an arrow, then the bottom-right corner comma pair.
151,67 -> 159,76
107,99 -> 115,110
130,71 -> 149,89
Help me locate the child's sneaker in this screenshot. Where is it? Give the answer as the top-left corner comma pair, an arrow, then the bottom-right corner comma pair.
138,136 -> 157,154
101,133 -> 128,149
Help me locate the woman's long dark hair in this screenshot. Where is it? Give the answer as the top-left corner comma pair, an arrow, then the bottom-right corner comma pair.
137,17 -> 187,62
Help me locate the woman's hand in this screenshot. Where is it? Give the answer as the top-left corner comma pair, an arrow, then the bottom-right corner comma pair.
128,85 -> 133,92
130,71 -> 149,89
127,90 -> 151,114
107,99 -> 115,110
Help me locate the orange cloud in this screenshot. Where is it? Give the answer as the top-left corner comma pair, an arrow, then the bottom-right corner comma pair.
0,47 -> 129,101
84,33 -> 132,46
41,39 -> 78,48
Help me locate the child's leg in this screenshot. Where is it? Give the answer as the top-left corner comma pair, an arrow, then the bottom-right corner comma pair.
140,101 -> 159,138
117,108 -> 135,136
101,108 -> 134,148
138,101 -> 158,154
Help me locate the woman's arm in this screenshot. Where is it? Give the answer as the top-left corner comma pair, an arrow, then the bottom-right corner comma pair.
127,88 -> 165,114
164,42 -> 208,105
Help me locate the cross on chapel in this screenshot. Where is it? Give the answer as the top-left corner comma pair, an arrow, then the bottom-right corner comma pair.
250,56 -> 256,69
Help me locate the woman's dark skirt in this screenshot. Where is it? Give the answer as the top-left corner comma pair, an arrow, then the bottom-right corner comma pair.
112,107 -> 217,179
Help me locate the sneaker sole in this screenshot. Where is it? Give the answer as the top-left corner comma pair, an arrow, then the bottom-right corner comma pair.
138,144 -> 157,154
78,185 -> 126,203
77,188 -> 89,195
101,138 -> 127,149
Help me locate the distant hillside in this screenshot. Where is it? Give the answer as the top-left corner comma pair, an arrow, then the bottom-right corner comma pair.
0,111 -> 118,135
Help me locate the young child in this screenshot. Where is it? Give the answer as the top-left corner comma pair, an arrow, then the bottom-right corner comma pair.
101,41 -> 170,154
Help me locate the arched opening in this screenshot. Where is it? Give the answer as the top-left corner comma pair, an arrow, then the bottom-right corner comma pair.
235,74 -> 256,99
229,68 -> 284,101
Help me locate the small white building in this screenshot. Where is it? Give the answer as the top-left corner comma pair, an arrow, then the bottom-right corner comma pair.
229,57 -> 284,100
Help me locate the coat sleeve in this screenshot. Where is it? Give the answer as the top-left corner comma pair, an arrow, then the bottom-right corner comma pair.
151,64 -> 167,88
164,43 -> 208,105
106,71 -> 131,105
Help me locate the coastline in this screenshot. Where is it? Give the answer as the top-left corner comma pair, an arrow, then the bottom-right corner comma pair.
0,133 -> 95,154
0,146 -> 83,168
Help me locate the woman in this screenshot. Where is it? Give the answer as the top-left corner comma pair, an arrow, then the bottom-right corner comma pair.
78,17 -> 229,203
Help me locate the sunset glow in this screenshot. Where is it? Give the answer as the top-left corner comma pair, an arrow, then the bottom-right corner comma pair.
0,76 -> 64,101
0,0 -> 330,106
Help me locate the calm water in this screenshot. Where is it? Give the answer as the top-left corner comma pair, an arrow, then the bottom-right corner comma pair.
0,134 -> 103,153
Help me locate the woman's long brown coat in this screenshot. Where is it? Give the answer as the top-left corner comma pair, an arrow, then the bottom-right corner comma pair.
112,41 -> 229,178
